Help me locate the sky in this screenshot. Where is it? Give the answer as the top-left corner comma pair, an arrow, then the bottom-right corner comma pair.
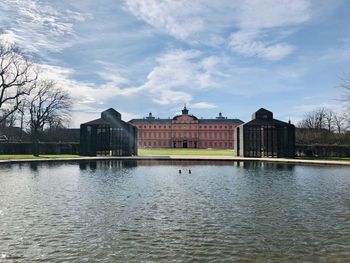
1,0 -> 349,127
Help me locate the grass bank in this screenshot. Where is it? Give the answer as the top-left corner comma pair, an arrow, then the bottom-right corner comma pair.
0,155 -> 80,160
138,148 -> 235,156
295,156 -> 350,161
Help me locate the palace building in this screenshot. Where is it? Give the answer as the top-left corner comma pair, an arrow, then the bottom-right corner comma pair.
129,105 -> 243,149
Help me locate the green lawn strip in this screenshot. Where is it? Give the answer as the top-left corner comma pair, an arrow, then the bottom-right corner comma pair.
296,156 -> 350,161
138,149 -> 234,156
0,155 -> 80,160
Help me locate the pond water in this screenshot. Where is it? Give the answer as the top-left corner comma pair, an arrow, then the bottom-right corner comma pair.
0,160 -> 350,262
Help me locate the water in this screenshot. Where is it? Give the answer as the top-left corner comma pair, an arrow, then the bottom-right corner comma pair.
0,160 -> 350,262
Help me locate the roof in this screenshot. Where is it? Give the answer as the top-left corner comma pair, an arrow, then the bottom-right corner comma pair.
129,118 -> 243,124
199,119 -> 243,124
129,119 -> 172,124
242,118 -> 294,127
81,118 -> 109,126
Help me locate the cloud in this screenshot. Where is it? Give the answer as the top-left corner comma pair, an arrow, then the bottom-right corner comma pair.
0,0 -> 90,53
124,0 -> 312,60
191,102 -> 217,109
139,49 -> 220,105
228,30 -> 294,60
228,0 -> 311,60
124,0 -> 206,42
236,0 -> 311,29
39,64 -> 143,103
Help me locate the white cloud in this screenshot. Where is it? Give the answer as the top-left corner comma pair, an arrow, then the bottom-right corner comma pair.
0,0 -> 90,52
191,102 -> 217,109
39,64 -> 143,103
139,49 -> 220,105
124,0 -> 312,60
124,0 -> 206,42
236,0 -> 311,29
228,30 -> 294,60
227,0 -> 311,60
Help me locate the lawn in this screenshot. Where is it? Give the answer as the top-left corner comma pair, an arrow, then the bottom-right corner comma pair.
295,156 -> 350,161
0,155 -> 80,160
138,148 -> 235,156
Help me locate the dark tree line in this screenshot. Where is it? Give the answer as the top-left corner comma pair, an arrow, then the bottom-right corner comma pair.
0,43 -> 71,155
297,108 -> 349,133
297,75 -> 350,145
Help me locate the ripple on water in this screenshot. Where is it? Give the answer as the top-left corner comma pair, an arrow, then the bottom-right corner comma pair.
0,161 -> 350,262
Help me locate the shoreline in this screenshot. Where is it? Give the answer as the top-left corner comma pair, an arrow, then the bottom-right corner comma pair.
0,155 -> 350,166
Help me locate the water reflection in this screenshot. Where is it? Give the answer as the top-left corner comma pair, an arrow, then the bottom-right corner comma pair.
76,159 -> 296,170
0,160 -> 349,262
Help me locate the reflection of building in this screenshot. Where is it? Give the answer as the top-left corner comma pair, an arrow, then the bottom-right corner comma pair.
80,108 -> 137,156
234,108 -> 295,158
129,105 -> 243,149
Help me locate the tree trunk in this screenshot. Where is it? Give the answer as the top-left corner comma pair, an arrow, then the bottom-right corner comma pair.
32,130 -> 39,156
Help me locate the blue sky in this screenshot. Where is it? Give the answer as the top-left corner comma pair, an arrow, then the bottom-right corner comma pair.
1,0 -> 349,127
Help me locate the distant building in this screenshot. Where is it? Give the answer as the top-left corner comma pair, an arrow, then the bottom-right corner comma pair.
129,105 -> 243,149
80,108 -> 137,156
234,108 -> 295,157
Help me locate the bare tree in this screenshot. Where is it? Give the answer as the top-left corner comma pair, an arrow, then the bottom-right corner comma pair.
0,43 -> 37,123
324,110 -> 333,132
340,73 -> 350,105
333,112 -> 346,134
28,80 -> 71,155
298,108 -> 327,130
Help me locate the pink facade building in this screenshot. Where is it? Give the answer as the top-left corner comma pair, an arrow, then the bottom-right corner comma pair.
129,106 -> 243,149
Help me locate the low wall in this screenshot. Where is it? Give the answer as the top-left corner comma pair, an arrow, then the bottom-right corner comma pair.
296,144 -> 350,157
0,142 -> 79,155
